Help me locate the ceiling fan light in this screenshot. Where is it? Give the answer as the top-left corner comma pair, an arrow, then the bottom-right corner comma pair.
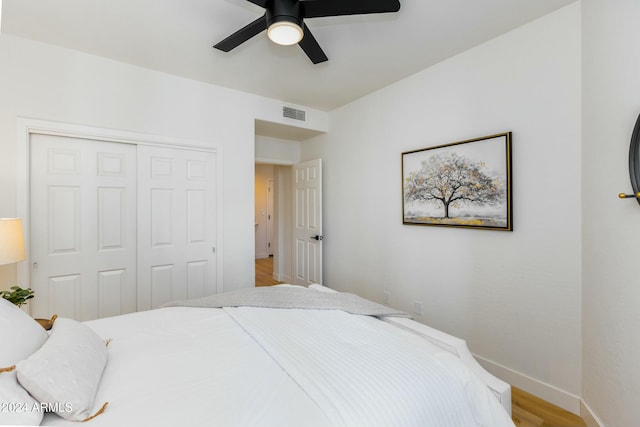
267,21 -> 303,46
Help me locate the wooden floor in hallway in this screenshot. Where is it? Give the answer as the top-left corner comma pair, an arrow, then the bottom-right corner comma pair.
255,256 -> 282,287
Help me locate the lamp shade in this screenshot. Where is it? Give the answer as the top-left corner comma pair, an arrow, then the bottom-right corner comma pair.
0,218 -> 26,266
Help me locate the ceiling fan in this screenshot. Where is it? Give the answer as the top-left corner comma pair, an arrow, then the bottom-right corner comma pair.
213,0 -> 401,64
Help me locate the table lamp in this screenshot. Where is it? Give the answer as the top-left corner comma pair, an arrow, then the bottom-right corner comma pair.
0,218 -> 26,266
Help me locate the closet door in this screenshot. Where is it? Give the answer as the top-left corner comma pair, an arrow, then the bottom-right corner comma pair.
30,135 -> 137,321
137,146 -> 217,310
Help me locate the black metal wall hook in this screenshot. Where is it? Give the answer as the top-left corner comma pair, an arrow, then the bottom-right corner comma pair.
618,192 -> 640,199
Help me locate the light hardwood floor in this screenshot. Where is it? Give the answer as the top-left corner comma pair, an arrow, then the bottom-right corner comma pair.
512,387 -> 586,427
254,258 -> 587,427
255,256 -> 282,287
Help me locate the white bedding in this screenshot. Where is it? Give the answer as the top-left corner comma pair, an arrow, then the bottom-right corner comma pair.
40,288 -> 514,427
42,307 -> 330,427
226,306 -> 513,427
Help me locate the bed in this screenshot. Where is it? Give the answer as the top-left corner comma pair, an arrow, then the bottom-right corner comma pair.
1,284 -> 515,427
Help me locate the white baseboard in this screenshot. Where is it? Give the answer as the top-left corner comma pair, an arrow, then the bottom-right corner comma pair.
474,354 -> 582,415
580,400 -> 605,427
255,252 -> 269,259
274,272 -> 292,283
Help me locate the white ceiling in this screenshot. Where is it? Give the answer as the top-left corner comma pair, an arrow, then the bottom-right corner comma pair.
1,0 -> 575,112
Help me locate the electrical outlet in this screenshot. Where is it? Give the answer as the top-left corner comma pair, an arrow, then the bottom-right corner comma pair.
383,291 -> 391,306
413,301 -> 424,316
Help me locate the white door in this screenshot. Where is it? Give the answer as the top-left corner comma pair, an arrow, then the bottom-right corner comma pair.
292,159 -> 323,285
137,145 -> 217,310
30,134 -> 137,321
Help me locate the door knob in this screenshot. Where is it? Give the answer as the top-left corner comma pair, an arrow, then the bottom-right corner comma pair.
311,235 -> 323,241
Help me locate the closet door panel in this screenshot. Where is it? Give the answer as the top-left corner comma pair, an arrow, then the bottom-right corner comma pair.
30,134 -> 137,321
137,146 -> 217,310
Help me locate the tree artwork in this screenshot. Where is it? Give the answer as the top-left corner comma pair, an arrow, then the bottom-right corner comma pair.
401,133 -> 512,230
404,152 -> 504,218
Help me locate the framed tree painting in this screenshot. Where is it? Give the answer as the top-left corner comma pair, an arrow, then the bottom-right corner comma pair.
402,132 -> 512,231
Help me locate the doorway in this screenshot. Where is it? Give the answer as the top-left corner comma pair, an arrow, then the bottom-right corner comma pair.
253,159 -> 323,287
254,162 -> 293,284
254,164 -> 275,260
254,122 -> 325,287
254,163 -> 289,285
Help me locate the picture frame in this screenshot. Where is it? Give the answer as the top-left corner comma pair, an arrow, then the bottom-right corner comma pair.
402,132 -> 512,231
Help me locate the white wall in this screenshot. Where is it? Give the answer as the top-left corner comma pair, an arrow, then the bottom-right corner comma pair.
303,3 -> 583,412
255,135 -> 301,164
582,1 -> 640,426
0,34 -> 327,292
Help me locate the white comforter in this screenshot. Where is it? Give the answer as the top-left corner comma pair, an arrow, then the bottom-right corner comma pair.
225,306 -> 513,427
42,299 -> 514,427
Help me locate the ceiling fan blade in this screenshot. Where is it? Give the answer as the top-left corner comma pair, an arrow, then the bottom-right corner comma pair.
302,0 -> 400,18
298,24 -> 328,64
246,0 -> 268,7
213,15 -> 268,52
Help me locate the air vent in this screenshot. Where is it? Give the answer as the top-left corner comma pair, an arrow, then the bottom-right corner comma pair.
283,106 -> 306,121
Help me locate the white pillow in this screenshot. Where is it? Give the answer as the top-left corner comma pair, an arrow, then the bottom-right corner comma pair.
0,297 -> 48,426
0,297 -> 48,367
0,370 -> 43,426
17,317 -> 108,422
